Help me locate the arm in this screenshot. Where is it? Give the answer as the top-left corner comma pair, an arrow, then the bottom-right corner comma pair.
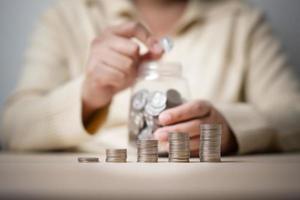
1,4 -> 163,151
216,10 -> 300,153
153,8 -> 300,155
1,6 -> 94,151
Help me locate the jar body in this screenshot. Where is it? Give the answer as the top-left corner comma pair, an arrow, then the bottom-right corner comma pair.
128,62 -> 190,147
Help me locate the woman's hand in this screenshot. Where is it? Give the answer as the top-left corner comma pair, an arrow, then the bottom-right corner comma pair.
154,100 -> 238,155
82,22 -> 163,121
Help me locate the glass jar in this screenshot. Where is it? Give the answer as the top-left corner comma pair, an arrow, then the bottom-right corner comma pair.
128,61 -> 190,147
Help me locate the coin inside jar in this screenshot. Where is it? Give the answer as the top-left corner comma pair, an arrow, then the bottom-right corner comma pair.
132,89 -> 149,111
149,91 -> 167,108
129,89 -> 184,141
167,89 -> 183,108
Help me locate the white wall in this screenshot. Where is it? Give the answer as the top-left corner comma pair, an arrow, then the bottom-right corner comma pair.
0,0 -> 55,108
0,0 -> 299,108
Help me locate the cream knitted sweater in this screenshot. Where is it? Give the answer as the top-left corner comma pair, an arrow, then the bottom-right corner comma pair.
1,0 -> 300,153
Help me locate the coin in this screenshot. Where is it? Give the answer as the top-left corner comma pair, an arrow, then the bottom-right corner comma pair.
148,91 -> 167,109
106,149 -> 127,163
200,124 -> 222,130
138,127 -> 153,140
137,139 -> 158,163
160,37 -> 174,52
132,89 -> 149,111
168,132 -> 190,163
78,157 -> 99,163
145,103 -> 166,116
129,88 -> 183,144
199,124 -> 222,162
167,89 -> 183,108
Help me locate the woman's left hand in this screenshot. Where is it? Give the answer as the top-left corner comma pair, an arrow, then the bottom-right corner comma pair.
153,100 -> 238,156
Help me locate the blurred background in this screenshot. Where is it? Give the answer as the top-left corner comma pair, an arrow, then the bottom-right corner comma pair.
0,0 -> 299,109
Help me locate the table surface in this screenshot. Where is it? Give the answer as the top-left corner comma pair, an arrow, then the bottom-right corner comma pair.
0,152 -> 300,200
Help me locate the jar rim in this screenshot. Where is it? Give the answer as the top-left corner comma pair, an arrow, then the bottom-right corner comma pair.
138,61 -> 182,77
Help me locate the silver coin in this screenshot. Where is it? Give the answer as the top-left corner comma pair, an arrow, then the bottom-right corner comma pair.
144,113 -> 158,130
78,157 -> 99,163
132,89 -> 149,111
168,132 -> 190,162
168,159 -> 189,163
200,135 -> 222,139
137,139 -> 159,163
145,103 -> 166,116
106,149 -> 127,163
199,124 -> 222,163
138,127 -> 153,140
106,159 -> 127,163
200,158 -> 221,162
166,89 -> 182,108
129,111 -> 144,137
200,124 -> 222,130
148,91 -> 167,108
106,149 -> 127,153
137,158 -> 158,163
160,37 -> 174,53
134,112 -> 145,129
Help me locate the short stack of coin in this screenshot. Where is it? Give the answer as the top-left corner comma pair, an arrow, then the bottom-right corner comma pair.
168,132 -> 190,163
137,140 -> 158,162
200,124 -> 222,162
78,157 -> 99,163
105,149 -> 127,163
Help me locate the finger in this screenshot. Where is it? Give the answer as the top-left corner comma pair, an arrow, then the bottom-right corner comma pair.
190,137 -> 200,152
109,22 -> 164,58
154,119 -> 202,141
99,49 -> 135,76
93,64 -> 125,88
109,22 -> 151,47
106,35 -> 140,60
159,141 -> 168,152
159,100 -> 212,126
140,43 -> 164,61
142,37 -> 164,60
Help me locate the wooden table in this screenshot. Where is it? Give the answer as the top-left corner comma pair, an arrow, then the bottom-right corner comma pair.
0,152 -> 300,199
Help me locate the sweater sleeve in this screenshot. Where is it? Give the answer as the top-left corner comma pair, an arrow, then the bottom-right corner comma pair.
216,11 -> 300,154
0,4 -> 107,151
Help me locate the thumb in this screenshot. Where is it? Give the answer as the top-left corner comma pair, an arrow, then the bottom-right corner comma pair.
141,38 -> 164,61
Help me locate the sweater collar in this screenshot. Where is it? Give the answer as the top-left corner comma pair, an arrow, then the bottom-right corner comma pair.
96,0 -> 208,34
88,0 -> 239,35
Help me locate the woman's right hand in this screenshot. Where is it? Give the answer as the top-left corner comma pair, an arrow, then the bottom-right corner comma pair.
82,22 -> 164,121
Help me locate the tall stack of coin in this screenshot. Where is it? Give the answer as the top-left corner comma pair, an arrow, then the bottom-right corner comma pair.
105,149 -> 127,163
199,124 -> 222,162
137,140 -> 158,162
168,132 -> 190,162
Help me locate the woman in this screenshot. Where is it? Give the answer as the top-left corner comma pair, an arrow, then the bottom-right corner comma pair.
1,0 -> 300,154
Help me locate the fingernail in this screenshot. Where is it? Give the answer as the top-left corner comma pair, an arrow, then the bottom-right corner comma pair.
159,113 -> 171,124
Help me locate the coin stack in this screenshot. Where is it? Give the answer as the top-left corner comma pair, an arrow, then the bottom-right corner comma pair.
129,89 -> 183,141
137,139 -> 158,163
199,124 -> 222,162
105,149 -> 127,163
168,132 -> 190,163
78,157 -> 99,163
